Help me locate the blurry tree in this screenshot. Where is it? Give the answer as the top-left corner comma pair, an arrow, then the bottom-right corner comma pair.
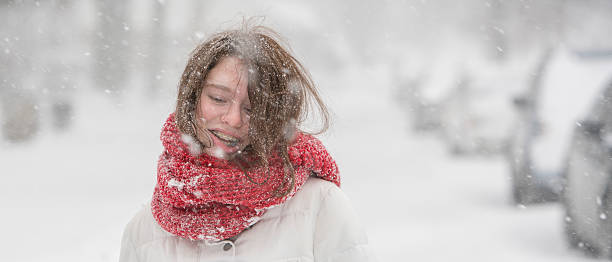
144,0 -> 167,96
43,0 -> 76,131
562,0 -> 612,51
190,0 -> 205,39
93,1 -> 132,96
484,0 -> 508,61
507,0 -> 564,53
323,0 -> 381,64
0,0 -> 40,142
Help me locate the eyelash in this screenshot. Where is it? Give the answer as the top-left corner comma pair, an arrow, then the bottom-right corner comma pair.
208,95 -> 251,115
209,95 -> 226,103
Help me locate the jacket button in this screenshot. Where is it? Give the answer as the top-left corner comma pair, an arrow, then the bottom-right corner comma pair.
223,243 -> 232,251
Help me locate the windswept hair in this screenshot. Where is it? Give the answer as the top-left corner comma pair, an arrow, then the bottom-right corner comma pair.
175,22 -> 330,195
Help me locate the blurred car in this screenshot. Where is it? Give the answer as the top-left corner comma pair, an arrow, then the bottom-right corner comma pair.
508,48 -> 612,204
393,50 -> 477,134
438,66 -> 526,156
563,79 -> 612,257
404,64 -> 462,133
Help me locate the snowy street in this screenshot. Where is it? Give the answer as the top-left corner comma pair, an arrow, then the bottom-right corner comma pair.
325,66 -> 600,262
3,1 -> 611,260
0,64 -> 602,261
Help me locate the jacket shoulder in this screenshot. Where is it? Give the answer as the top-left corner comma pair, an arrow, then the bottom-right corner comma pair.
267,177 -> 338,217
121,204 -> 172,248
301,177 -> 339,199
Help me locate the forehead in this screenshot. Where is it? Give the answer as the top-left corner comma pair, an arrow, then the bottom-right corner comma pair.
203,57 -> 250,99
206,57 -> 247,83
204,57 -> 249,93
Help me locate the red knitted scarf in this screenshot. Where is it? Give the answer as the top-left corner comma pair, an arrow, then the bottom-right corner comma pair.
151,114 -> 340,241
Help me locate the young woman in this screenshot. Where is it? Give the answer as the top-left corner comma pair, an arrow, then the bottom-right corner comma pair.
119,25 -> 371,262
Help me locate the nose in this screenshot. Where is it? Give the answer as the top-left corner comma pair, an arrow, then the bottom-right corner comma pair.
221,102 -> 244,128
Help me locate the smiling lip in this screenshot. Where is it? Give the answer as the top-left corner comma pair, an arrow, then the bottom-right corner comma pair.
208,129 -> 240,147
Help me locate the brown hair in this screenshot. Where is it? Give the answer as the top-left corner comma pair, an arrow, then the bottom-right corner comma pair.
175,23 -> 329,195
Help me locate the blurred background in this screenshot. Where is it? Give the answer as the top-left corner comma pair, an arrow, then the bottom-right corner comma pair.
2,0 -> 612,261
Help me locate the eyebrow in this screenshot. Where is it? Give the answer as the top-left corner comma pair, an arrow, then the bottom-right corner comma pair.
203,83 -> 231,92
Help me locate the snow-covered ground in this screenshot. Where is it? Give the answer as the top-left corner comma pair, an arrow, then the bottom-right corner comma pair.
0,64 -> 602,261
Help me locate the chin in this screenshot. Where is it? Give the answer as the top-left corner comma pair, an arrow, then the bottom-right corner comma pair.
204,145 -> 247,160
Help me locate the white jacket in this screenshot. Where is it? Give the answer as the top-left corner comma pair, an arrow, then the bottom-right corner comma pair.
119,178 -> 372,262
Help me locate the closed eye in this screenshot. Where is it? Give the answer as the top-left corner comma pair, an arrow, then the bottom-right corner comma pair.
208,95 -> 226,103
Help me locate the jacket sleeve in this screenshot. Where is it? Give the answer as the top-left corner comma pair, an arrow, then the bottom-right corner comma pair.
313,185 -> 374,262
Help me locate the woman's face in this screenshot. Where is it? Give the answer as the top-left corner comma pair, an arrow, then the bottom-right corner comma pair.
197,56 -> 251,159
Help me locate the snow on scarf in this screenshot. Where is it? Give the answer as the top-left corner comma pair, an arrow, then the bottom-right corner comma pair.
151,113 -> 340,241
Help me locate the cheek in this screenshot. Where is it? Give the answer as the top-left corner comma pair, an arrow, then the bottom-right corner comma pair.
240,125 -> 250,140
198,102 -> 219,121
243,117 -> 251,131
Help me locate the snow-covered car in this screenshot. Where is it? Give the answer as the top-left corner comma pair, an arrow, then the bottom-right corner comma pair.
508,48 -> 612,204
393,49 -> 479,134
401,65 -> 462,133
438,66 -> 527,155
563,79 -> 612,257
